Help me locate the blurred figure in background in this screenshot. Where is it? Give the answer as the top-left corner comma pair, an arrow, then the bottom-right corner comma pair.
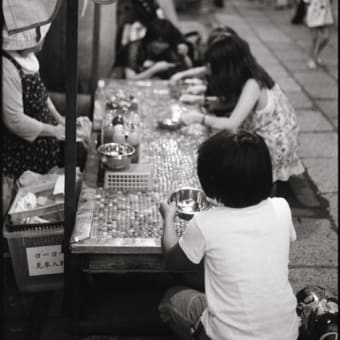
114,18 -> 193,79
304,0 -> 334,69
113,0 -> 179,77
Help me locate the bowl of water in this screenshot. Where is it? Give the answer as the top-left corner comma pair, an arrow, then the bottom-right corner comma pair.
169,187 -> 210,220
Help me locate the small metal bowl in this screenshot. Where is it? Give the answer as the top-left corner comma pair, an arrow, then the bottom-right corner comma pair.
169,187 -> 210,220
97,142 -> 135,171
158,118 -> 181,131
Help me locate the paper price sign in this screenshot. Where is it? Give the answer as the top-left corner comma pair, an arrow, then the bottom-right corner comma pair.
26,245 -> 64,276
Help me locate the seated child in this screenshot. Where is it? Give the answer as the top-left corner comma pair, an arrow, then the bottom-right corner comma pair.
171,25 -> 305,193
118,18 -> 193,80
158,129 -> 300,340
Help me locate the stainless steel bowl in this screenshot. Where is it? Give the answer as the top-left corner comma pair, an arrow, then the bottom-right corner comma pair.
97,142 -> 135,171
169,187 -> 210,220
158,118 -> 181,131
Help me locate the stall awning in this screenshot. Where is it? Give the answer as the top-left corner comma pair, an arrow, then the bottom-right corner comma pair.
3,0 -> 64,34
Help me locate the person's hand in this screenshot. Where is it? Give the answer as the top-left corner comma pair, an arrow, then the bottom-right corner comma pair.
179,93 -> 204,105
151,61 -> 176,74
181,111 -> 202,125
183,84 -> 207,96
76,116 -> 92,149
76,116 -> 92,128
53,124 -> 66,140
159,201 -> 177,221
169,72 -> 184,87
177,43 -> 189,56
143,59 -> 155,69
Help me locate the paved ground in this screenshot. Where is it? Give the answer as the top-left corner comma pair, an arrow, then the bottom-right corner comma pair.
2,1 -> 338,339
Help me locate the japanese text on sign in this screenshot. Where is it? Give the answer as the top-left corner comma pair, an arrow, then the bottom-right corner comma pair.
26,245 -> 64,276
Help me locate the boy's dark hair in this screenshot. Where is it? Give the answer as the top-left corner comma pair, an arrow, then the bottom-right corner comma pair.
197,129 -> 273,208
204,25 -> 275,107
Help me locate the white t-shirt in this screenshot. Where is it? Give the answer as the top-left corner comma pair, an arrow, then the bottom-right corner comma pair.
179,197 -> 299,340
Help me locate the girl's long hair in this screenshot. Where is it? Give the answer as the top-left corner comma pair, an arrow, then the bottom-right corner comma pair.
205,26 -> 275,106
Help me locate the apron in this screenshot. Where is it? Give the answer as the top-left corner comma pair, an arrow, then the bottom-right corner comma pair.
2,52 -> 61,179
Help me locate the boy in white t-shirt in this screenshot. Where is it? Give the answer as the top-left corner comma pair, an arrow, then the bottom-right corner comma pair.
158,129 -> 300,340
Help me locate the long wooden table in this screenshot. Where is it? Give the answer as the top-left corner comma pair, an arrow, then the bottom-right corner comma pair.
70,79 -> 209,270
69,79 -> 208,337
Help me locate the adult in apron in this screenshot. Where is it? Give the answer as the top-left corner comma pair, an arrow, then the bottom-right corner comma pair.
2,51 -> 61,179
2,23 -> 64,217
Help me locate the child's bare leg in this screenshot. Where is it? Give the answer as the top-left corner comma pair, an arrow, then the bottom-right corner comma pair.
315,26 -> 331,64
312,28 -> 321,60
307,28 -> 318,68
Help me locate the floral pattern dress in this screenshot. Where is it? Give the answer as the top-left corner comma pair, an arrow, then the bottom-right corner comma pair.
242,84 -> 305,182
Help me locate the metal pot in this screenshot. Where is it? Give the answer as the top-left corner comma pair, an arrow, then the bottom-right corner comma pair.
97,142 -> 135,171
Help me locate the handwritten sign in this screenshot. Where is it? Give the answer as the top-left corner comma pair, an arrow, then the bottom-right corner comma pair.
26,245 -> 64,276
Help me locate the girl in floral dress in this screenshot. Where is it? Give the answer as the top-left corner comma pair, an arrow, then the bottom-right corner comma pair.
179,26 -> 305,192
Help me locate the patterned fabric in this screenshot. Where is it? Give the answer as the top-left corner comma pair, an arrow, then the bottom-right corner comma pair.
242,84 -> 304,182
305,0 -> 334,28
2,52 -> 61,179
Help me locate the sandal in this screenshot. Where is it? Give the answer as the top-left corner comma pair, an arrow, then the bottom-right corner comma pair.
307,59 -> 317,69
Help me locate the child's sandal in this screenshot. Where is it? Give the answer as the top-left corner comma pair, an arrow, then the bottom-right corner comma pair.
307,59 -> 317,69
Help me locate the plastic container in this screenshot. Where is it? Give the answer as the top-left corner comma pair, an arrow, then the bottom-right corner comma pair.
3,221 -> 64,293
104,163 -> 152,190
8,182 -> 64,225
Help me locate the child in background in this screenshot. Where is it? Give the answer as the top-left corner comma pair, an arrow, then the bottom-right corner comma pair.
169,26 -> 239,88
304,0 -> 334,69
120,18 -> 193,80
159,130 -> 300,340
177,26 -> 304,193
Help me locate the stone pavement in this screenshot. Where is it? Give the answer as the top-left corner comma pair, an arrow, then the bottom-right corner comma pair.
178,0 -> 338,295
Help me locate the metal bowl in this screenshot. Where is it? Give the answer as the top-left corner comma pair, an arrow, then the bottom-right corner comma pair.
97,142 -> 135,171
158,118 -> 181,131
169,187 -> 210,220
